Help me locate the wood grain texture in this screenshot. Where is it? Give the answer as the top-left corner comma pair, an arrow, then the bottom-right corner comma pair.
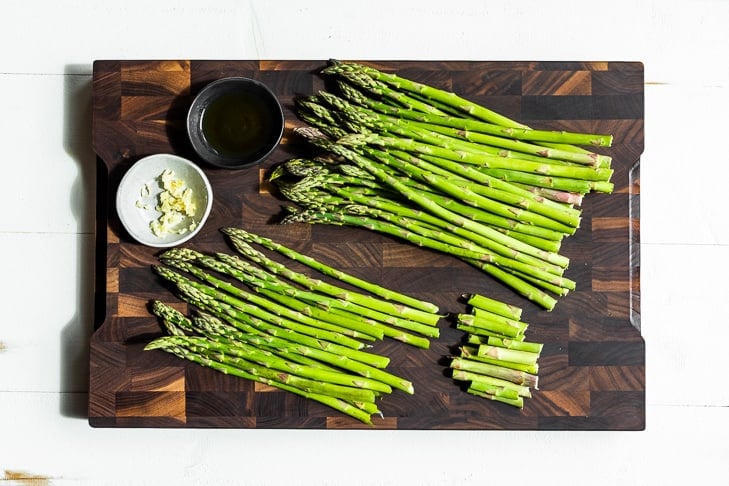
89,60 -> 644,430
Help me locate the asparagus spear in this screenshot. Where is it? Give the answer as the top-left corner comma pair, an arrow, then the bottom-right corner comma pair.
150,300 -> 193,336
323,60 -> 519,127
463,259 -> 559,310
210,252 -> 440,340
145,339 -> 375,424
221,227 -> 441,314
456,313 -> 527,339
318,90 -> 608,167
484,336 -> 544,354
217,254 -> 440,338
459,345 -> 538,374
385,148 -> 583,223
450,356 -> 538,388
188,307 -> 413,394
190,311 -> 346,374
463,293 -> 523,320
336,80 -> 613,147
339,132 -> 612,182
321,63 -> 447,116
157,261 -> 381,343
325,60 -> 611,164
361,144 -> 581,230
451,369 -> 532,398
222,237 -> 442,326
342,206 -> 576,292
282,207 -> 498,263
320,183 -> 565,253
216,330 -> 415,395
467,385 -> 524,409
155,335 -> 392,394
298,132 -> 570,270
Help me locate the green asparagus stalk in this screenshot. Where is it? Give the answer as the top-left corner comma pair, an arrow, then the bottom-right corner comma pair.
189,309 -> 413,394
150,300 -> 194,336
189,311 -> 347,374
359,144 -> 581,230
153,264 -> 369,351
178,255 -> 386,339
155,335 -> 392,395
463,259 -> 559,310
175,278 -> 392,369
228,332 -> 414,395
467,381 -> 521,402
336,80 -> 613,147
221,227 -> 441,314
476,344 -> 540,366
277,167 -> 569,253
479,167 -> 609,194
326,60 -> 612,165
162,260 -> 380,342
451,369 -> 532,398
467,385 -> 524,409
222,237 -> 442,326
339,132 -> 613,182
298,133 -> 571,270
387,180 -> 569,246
281,207 -> 498,263
258,287 -> 432,349
456,313 -> 527,339
213,252 -> 440,336
347,205 -> 576,292
455,324 -> 524,342
324,183 -> 565,253
462,312 -> 538,341
145,340 -> 374,424
324,61 -> 520,127
510,182 -> 584,206
463,293 -> 523,320
450,356 -> 538,388
321,64 -> 447,116
500,266 -> 572,296
459,345 -> 538,374
319,91 -> 609,167
484,336 -> 544,354
385,148 -> 583,224
461,302 -> 530,333
412,120 -> 609,167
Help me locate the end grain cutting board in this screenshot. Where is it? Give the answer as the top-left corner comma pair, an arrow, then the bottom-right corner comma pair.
89,60 -> 644,430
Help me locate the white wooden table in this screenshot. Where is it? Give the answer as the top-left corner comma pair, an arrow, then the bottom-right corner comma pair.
1,1 -> 727,484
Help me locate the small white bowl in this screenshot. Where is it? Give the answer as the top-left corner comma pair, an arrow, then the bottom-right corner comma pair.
116,153 -> 213,248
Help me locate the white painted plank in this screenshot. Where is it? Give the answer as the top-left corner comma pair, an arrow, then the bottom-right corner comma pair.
0,394 -> 726,485
0,1 -> 728,484
641,84 -> 729,245
641,242 -> 729,406
0,1 -> 726,86
0,232 -> 94,393
0,73 -> 95,234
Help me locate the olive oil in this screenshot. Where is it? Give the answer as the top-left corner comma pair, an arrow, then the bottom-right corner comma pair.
201,90 -> 276,158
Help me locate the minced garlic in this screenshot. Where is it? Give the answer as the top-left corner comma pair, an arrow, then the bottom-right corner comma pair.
143,169 -> 198,237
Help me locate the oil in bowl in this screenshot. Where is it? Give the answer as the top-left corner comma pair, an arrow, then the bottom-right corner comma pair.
187,77 -> 284,169
201,90 -> 276,158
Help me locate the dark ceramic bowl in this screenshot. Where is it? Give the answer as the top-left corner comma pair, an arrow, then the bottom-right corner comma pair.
187,77 -> 284,169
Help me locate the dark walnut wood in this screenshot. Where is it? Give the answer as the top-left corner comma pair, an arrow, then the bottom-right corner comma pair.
89,60 -> 644,430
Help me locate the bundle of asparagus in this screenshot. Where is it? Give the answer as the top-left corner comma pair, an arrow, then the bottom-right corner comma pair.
270,60 -> 615,310
144,228 -> 444,424
450,293 -> 543,408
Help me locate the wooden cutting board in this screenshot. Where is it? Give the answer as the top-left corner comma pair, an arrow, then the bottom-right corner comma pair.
89,60 -> 644,429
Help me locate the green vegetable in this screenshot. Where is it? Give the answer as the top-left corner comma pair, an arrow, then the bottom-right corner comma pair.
145,230 -> 444,423
271,61 -> 615,309
449,294 -> 544,409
